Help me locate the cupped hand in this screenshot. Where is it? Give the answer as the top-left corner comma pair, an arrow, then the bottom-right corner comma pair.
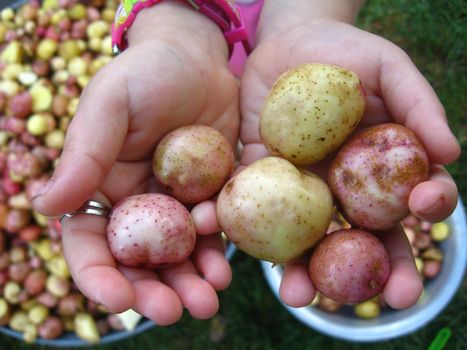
240,19 -> 460,309
32,3 -> 239,325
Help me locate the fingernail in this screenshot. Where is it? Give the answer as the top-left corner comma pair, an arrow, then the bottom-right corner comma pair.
32,177 -> 55,201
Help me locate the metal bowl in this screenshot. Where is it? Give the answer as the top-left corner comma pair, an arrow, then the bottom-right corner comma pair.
261,199 -> 467,342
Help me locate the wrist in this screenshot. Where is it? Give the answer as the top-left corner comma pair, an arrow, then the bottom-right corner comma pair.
127,1 -> 229,60
256,0 -> 365,43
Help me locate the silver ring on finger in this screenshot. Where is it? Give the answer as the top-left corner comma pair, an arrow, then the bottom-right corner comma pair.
60,200 -> 112,222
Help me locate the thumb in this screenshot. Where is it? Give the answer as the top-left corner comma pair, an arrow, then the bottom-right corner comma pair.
32,64 -> 129,216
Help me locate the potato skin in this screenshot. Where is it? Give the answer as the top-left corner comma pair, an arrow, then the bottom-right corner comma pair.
328,123 -> 429,230
260,63 -> 365,165
107,194 -> 196,268
216,157 -> 333,263
309,229 -> 390,304
153,125 -> 235,205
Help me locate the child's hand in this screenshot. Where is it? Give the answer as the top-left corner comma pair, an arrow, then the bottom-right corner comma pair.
32,2 -> 239,325
240,15 -> 460,308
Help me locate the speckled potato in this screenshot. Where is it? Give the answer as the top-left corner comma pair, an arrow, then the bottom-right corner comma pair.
328,123 -> 429,230
260,63 -> 365,165
309,229 -> 390,304
107,194 -> 196,268
216,156 -> 333,263
153,125 -> 235,204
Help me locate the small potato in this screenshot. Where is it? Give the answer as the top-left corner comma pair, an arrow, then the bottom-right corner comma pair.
107,194 -> 196,268
309,229 -> 390,304
260,63 -> 365,165
153,125 -> 235,205
317,294 -> 343,313
354,299 -> 381,319
38,316 -> 63,340
9,92 -> 33,119
24,269 -> 47,296
217,157 -> 333,263
328,123 -> 429,230
422,260 -> 441,279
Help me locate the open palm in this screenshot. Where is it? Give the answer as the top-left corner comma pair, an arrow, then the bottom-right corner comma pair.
240,20 -> 460,309
32,31 -> 239,325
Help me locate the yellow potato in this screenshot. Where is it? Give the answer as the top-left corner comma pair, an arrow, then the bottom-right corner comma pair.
260,63 -> 365,165
217,157 -> 333,263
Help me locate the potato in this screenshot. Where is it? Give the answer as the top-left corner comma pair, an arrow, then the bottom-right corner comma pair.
260,63 -> 365,165
153,125 -> 235,204
107,194 -> 196,268
328,123 -> 429,230
309,229 -> 390,304
354,299 -> 381,319
216,156 -> 333,263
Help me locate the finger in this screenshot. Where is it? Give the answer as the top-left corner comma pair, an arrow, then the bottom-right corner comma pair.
379,48 -> 461,164
119,266 -> 183,326
32,62 -> 129,216
158,260 -> 219,319
360,94 -> 393,126
378,225 -> 423,309
239,64 -> 270,145
191,201 -> 221,235
61,202 -> 135,313
279,259 -> 316,308
99,161 -> 152,204
409,164 -> 458,222
239,143 -> 269,166
192,234 -> 231,290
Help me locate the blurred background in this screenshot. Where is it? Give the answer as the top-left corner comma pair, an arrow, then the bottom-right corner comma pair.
0,0 -> 466,349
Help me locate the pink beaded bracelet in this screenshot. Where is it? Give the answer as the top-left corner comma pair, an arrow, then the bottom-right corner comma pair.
112,0 -> 251,55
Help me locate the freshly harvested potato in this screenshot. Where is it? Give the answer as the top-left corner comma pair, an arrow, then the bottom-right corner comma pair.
260,63 -> 365,165
153,125 -> 235,205
354,299 -> 381,319
328,123 -> 429,230
216,157 -> 333,263
309,229 -> 390,304
107,194 -> 196,268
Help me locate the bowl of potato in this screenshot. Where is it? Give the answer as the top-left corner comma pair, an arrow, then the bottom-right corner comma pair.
0,234 -> 235,347
261,199 -> 466,342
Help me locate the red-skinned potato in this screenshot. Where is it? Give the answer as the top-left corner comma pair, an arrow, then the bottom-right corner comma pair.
309,228 -> 390,304
153,125 -> 235,205
107,194 -> 196,268
260,63 -> 365,166
328,123 -> 429,230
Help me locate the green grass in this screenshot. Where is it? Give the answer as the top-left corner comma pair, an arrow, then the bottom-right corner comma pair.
1,0 -> 466,349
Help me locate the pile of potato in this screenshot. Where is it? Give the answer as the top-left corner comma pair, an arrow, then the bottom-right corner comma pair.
0,0 -> 142,343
